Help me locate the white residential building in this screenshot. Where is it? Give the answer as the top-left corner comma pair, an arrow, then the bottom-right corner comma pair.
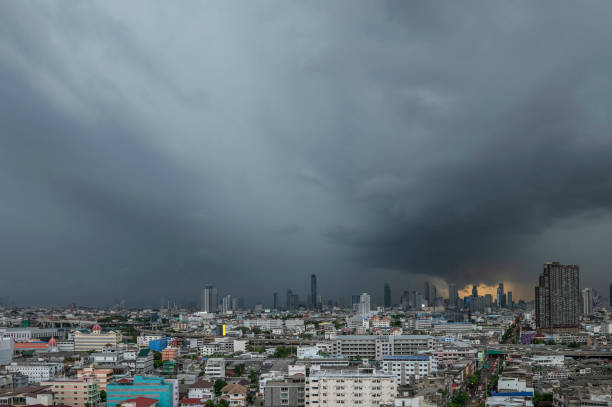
204,358 -> 225,377
6,362 -> 63,383
381,355 -> 438,385
305,368 -> 396,407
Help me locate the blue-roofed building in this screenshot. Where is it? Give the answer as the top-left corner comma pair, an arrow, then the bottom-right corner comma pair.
149,338 -> 169,352
381,355 -> 438,385
107,376 -> 176,407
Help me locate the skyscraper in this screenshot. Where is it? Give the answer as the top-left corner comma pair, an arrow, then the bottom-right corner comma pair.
424,282 -> 430,304
383,283 -> 391,308
400,291 -> 411,309
497,283 -> 504,307
222,294 -> 232,313
581,288 -> 593,316
311,274 -> 317,309
359,293 -> 371,316
273,292 -> 278,310
535,262 -> 580,333
472,284 -> 478,298
507,291 -> 513,308
448,284 -> 458,307
201,285 -> 218,313
286,289 -> 298,310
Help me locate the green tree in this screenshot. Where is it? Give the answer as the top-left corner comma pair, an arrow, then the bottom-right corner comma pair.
100,391 -> 106,402
533,392 -> 553,407
233,363 -> 246,376
214,379 -> 227,396
249,369 -> 259,383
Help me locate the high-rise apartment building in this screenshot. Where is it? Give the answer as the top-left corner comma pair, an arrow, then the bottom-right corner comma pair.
201,285 -> 218,313
448,284 -> 458,307
222,295 -> 232,313
400,291 -> 411,309
310,274 -> 317,309
359,293 -> 371,316
581,288 -> 593,316
535,262 -> 580,333
286,289 -> 298,310
497,283 -> 504,307
384,283 -> 391,308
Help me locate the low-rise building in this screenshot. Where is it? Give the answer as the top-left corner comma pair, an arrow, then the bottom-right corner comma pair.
40,378 -> 100,407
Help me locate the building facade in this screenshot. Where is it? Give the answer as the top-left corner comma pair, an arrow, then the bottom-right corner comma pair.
305,369 -> 396,407
535,262 -> 580,333
264,376 -> 305,407
107,376 -> 175,407
40,379 -> 100,407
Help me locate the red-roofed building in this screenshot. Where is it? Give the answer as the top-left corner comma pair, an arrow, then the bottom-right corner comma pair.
179,398 -> 205,407
119,397 -> 159,407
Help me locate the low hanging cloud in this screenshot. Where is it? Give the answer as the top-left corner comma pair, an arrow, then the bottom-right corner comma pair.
1,1 -> 612,305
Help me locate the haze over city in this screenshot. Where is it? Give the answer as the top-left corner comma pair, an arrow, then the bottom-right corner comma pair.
2,1 -> 612,306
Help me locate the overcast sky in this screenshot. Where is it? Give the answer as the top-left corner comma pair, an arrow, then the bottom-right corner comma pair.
2,1 -> 612,307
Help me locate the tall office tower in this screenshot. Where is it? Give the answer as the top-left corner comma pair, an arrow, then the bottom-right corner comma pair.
484,294 -> 493,308
202,285 -> 218,313
424,282 -> 430,303
311,274 -> 318,309
384,283 -> 391,308
497,283 -> 504,307
448,284 -> 458,307
232,297 -> 239,311
273,292 -> 278,310
501,293 -> 507,307
535,262 -> 580,333
400,291 -> 411,309
507,292 -> 513,308
351,295 -> 360,311
222,294 -> 232,313
413,291 -> 423,309
429,285 -> 437,305
286,289 -> 296,310
472,284 -> 478,298
359,293 -> 371,316
581,288 -> 593,316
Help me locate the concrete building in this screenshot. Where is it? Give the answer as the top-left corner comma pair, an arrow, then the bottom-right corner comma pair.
107,376 -> 176,407
0,337 -> 13,365
219,383 -> 247,406
332,335 -> 434,360
581,287 -> 593,316
201,285 -> 218,313
5,362 -> 62,383
381,355 -> 438,385
187,380 -> 214,402
535,262 -> 580,333
0,328 -> 62,341
264,376 -> 305,407
384,283 -> 391,308
311,274 -> 318,309
204,358 -> 225,377
40,379 -> 100,407
135,349 -> 154,374
73,324 -> 121,352
77,367 -> 113,390
161,347 -> 178,361
359,293 -> 371,317
305,368 -> 396,407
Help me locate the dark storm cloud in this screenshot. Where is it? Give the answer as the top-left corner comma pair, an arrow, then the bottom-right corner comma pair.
1,1 -> 612,305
